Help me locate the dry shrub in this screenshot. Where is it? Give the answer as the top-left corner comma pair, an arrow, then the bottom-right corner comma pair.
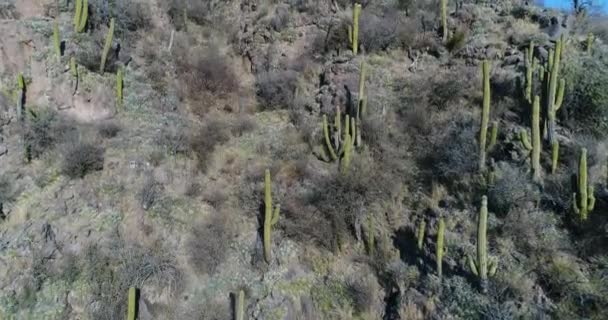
174,40 -> 239,108
187,212 -> 234,275
189,115 -> 231,172
256,70 -> 298,110
97,121 -> 121,139
24,109 -> 76,159
61,142 -> 105,179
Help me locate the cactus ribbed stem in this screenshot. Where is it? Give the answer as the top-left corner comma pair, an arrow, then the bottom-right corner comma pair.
531,96 -> 541,181
264,169 -> 280,263
468,196 -> 497,292
74,0 -> 82,31
547,39 -> 562,144
341,133 -> 352,174
358,62 -> 366,118
236,290 -> 245,320
323,115 -> 338,160
116,67 -> 123,107
436,218 -> 445,278
100,18 -> 115,73
479,60 -> 491,172
441,0 -> 448,42
417,219 -> 426,250
551,140 -> 559,174
53,20 -> 61,61
520,129 -> 532,150
352,4 -> 361,54
488,121 -> 498,151
127,287 -> 137,320
77,0 -> 88,33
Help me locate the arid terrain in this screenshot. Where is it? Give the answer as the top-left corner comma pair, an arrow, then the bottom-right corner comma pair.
1,0 -> 608,319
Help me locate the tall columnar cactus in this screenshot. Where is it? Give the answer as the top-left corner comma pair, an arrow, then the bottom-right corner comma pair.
17,73 -> 25,121
441,0 -> 448,42
70,56 -> 79,95
572,148 -> 595,221
358,62 -> 367,118
417,218 -> 426,251
546,38 -> 564,145
236,290 -> 245,320
53,19 -> 61,61
479,60 -> 491,172
524,42 -> 535,104
323,115 -> 338,160
341,133 -> 352,174
352,3 -> 361,54
127,287 -> 137,320
468,196 -> 498,293
74,0 -> 82,31
531,95 -> 541,181
77,0 -> 88,33
436,218 -> 446,278
264,169 -> 280,263
116,67 -> 124,107
100,18 -> 115,73
551,140 -> 559,174
488,121 -> 498,151
587,32 -> 594,53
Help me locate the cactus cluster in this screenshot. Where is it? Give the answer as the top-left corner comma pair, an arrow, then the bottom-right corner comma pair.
572,148 -> 595,221
264,169 -> 280,263
520,96 -> 542,181
468,196 -> 498,292
322,91 -> 362,173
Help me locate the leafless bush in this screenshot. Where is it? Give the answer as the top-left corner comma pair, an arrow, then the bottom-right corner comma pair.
97,121 -> 121,139
24,109 -> 76,159
271,6 -> 290,32
88,0 -> 151,35
359,11 -> 399,52
189,116 -> 231,172
61,142 -> 105,178
256,70 -> 298,110
487,163 -> 537,216
347,277 -> 377,314
174,42 -> 239,105
230,114 -> 257,137
157,125 -> 190,156
140,174 -> 161,211
187,213 -> 234,275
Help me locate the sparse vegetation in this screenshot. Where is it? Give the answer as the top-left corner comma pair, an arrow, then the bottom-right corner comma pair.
3,1 -> 608,319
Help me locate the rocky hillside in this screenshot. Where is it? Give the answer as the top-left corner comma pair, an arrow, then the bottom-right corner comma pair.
1,0 -> 608,319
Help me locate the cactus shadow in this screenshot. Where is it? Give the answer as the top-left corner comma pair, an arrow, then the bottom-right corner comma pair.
60,41 -> 66,56
393,227 -> 430,267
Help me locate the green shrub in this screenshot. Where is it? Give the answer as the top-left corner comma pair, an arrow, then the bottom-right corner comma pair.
562,54 -> 608,137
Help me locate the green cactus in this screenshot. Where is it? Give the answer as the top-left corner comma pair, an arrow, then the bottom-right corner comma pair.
53,19 -> 61,61
236,290 -> 245,320
531,96 -> 541,181
348,25 -> 353,46
99,18 -> 115,73
519,129 -> 532,151
264,169 -> 280,263
127,287 -> 137,320
358,62 -> 367,117
524,42 -> 534,104
479,60 -> 491,172
551,140 -> 559,174
352,3 -> 361,54
488,121 -> 498,151
70,56 -> 78,77
17,73 -> 25,121
323,115 -> 338,161
546,38 -> 563,144
587,32 -> 594,53
417,218 -> 426,251
436,218 -> 446,278
572,148 -> 595,221
441,0 -> 448,42
77,0 -> 88,33
468,196 -> 498,293
350,116 -> 356,150
341,133 -> 352,174
74,0 -> 82,31
116,67 -> 124,107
